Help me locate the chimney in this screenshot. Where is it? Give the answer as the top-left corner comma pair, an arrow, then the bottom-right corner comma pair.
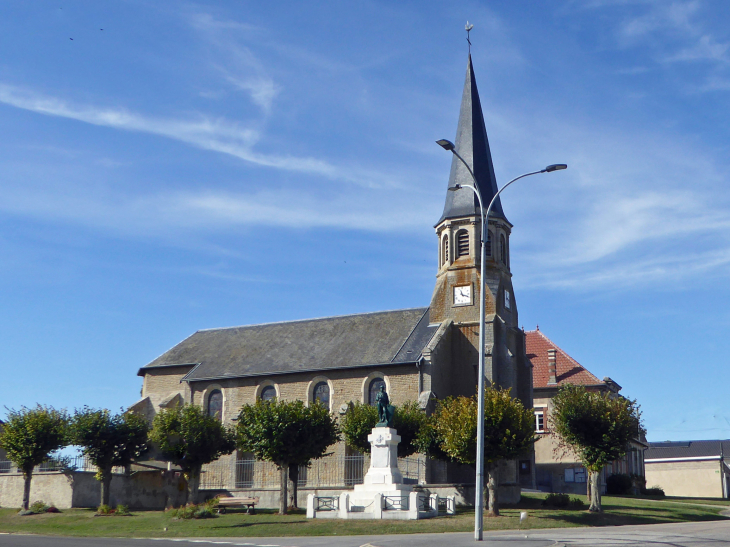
547,349 -> 557,385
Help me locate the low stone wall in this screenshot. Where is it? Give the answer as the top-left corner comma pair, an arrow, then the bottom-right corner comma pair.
0,472 -> 74,509
1,472 -> 521,510
415,483 -> 521,506
200,483 -> 521,510
0,470 -> 187,510
71,470 -> 188,509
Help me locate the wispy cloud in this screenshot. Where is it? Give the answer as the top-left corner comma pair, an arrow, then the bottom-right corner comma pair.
667,34 -> 730,63
617,0 -> 699,41
0,83 -> 338,176
493,101 -> 730,291
223,73 -> 280,113
605,0 -> 730,70
187,13 -> 281,113
521,246 -> 730,291
0,179 -> 431,237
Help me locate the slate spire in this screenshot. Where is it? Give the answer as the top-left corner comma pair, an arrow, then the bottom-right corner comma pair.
437,55 -> 506,225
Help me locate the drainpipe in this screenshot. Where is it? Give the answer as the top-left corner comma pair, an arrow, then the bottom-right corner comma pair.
720,441 -> 728,498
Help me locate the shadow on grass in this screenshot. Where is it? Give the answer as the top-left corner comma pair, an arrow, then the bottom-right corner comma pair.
211,519 -> 306,531
538,508 -> 729,527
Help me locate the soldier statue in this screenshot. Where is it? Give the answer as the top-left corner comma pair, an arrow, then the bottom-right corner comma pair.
375,385 -> 395,428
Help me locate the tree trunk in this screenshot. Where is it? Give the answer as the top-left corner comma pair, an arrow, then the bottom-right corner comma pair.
99,467 -> 113,507
279,465 -> 288,515
586,472 -> 591,501
588,469 -> 602,512
486,465 -> 499,517
186,465 -> 201,505
22,469 -> 33,511
288,464 -> 299,510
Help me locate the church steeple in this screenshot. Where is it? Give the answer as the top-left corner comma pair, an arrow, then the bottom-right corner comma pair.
437,55 -> 506,226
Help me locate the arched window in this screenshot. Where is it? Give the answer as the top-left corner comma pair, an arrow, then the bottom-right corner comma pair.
260,385 -> 276,402
500,234 -> 507,265
314,381 -> 330,408
441,235 -> 449,266
486,230 -> 492,257
456,230 -> 469,258
207,389 -> 223,420
368,377 -> 385,406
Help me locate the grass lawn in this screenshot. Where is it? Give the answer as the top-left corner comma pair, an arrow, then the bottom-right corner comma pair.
0,493 -> 726,538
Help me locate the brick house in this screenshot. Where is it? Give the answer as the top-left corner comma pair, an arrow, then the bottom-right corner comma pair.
132,53 -> 534,504
526,328 -> 646,494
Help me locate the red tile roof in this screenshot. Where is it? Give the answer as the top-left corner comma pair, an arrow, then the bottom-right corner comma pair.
525,328 -> 603,389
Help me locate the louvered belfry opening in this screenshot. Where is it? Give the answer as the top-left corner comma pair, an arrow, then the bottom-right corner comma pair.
457,229 -> 469,258
442,235 -> 449,265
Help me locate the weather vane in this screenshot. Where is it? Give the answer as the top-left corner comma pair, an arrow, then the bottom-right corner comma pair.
465,21 -> 474,54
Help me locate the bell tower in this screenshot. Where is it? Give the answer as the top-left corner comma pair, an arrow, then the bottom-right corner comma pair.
429,55 -> 529,404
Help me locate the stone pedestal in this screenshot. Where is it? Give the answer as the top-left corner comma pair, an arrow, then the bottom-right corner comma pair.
307,426 -> 436,520
358,428 -> 409,490
350,427 -> 411,509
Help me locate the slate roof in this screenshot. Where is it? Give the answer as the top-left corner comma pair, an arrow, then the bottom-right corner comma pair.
646,440 -> 730,461
525,328 -> 604,389
437,54 -> 506,225
140,308 -> 438,382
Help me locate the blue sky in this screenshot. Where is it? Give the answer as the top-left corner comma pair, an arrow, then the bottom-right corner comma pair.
1,0 -> 730,442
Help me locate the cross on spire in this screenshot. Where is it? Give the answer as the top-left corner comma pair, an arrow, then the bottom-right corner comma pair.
465,21 -> 474,54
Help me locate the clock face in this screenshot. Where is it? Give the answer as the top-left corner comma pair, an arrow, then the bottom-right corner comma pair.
453,285 -> 471,305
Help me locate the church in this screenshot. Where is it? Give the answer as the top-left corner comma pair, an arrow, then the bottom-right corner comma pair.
133,53 -> 534,504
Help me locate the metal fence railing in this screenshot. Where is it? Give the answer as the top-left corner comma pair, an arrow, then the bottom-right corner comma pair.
199,455 -> 424,490
383,495 -> 409,510
0,456 -> 124,475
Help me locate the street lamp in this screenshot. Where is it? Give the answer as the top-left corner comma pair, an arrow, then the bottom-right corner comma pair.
437,138 -> 566,541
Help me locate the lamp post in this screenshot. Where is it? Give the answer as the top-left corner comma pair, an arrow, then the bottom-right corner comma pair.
436,138 -> 566,541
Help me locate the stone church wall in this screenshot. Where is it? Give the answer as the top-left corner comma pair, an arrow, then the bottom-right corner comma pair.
189,364 -> 422,425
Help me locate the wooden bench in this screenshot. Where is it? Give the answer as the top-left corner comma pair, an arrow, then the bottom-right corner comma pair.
216,495 -> 259,514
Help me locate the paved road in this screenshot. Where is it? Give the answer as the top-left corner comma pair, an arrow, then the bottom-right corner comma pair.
3,520 -> 730,547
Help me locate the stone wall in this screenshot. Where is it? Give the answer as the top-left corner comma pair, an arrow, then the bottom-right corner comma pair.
199,483 -> 519,510
0,470 -> 187,510
0,471 -> 74,509
188,364 -> 421,428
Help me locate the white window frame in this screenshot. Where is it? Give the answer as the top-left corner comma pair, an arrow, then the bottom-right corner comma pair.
535,409 -> 545,433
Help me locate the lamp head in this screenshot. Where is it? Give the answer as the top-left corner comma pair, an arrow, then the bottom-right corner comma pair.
545,164 -> 567,172
436,139 -> 455,151
448,184 -> 462,192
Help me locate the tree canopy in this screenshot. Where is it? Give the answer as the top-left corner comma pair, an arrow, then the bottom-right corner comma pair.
69,407 -> 149,506
550,384 -> 642,512
341,400 -> 426,458
236,399 -> 339,514
149,404 -> 235,504
0,405 -> 68,510
418,388 -> 535,516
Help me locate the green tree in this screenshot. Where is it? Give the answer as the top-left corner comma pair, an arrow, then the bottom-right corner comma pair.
236,400 -> 339,514
550,384 -> 642,512
148,404 -> 235,504
69,407 -> 149,507
341,400 -> 426,458
0,406 -> 68,510
419,388 -> 535,516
